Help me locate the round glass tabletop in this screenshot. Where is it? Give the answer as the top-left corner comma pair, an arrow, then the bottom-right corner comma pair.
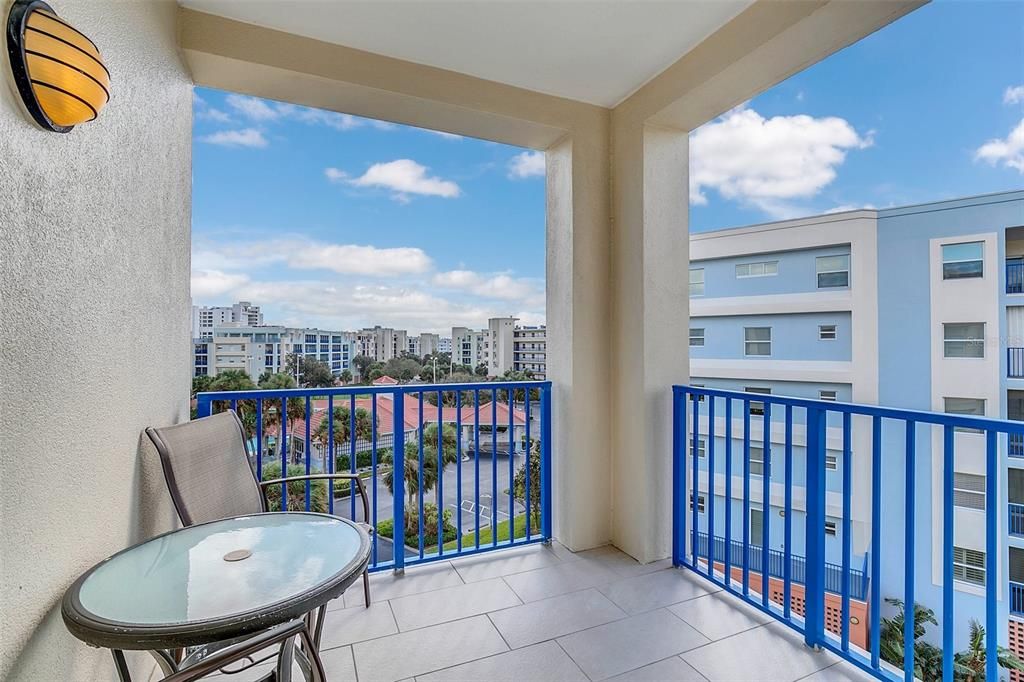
63,513 -> 369,648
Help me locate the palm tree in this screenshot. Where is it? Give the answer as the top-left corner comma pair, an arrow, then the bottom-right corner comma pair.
879,598 -> 942,681
313,406 -> 373,462
954,619 -> 1024,681
382,441 -> 439,534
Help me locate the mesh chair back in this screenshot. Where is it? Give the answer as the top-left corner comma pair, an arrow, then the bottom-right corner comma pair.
146,411 -> 265,526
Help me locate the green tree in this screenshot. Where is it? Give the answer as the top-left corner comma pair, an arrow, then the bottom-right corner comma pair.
259,372 -> 297,390
382,424 -> 459,535
423,373 -> 494,407
383,357 -> 424,383
339,369 -> 353,385
191,374 -> 214,397
474,363 -> 488,377
512,439 -> 543,528
260,462 -> 328,513
879,598 -> 942,681
953,619 -> 1024,681
352,354 -> 374,380
284,353 -> 335,388
313,406 -> 373,453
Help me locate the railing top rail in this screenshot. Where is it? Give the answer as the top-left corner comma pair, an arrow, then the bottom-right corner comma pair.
198,380 -> 552,401
674,384 -> 1024,434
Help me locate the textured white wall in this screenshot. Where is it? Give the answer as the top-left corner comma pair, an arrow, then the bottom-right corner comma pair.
0,1 -> 191,679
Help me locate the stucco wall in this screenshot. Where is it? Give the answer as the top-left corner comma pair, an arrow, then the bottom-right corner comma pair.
0,1 -> 191,679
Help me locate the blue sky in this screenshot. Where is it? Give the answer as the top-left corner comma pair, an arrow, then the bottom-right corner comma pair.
192,0 -> 1023,334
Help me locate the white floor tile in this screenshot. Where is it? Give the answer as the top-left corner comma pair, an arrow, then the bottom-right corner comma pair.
343,562 -> 464,608
450,545 -> 563,583
607,656 -> 708,682
389,578 -> 521,631
797,661 -> 876,681
415,641 -> 588,682
557,609 -> 709,680
502,557 -> 622,602
577,546 -> 674,578
598,568 -> 716,614
319,601 -> 399,649
352,614 -> 507,681
488,588 -> 627,649
667,591 -> 772,641
681,622 -> 837,682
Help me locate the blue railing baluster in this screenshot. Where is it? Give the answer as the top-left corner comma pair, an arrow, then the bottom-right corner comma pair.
418,391 -> 425,558
474,389 -> 481,549
841,412 -> 851,652
280,397 -> 288,509
524,390 -> 531,542
742,400 -> 751,596
371,395 -> 378,567
985,430 -> 998,682
707,396 -> 716,579
540,383 -> 552,542
903,420 -> 916,679
491,390 -> 498,548
870,415 -> 881,669
761,402 -> 770,608
804,406 -> 826,650
456,391 -> 463,551
725,398 -> 732,587
393,390 -> 405,573
673,387 -> 685,566
349,395 -> 356,521
783,404 -> 792,619
304,396 -> 311,511
255,398 -> 263,481
327,395 -> 334,515
438,390 -> 445,555
508,388 -> 515,545
691,389 -> 700,568
942,425 -> 954,682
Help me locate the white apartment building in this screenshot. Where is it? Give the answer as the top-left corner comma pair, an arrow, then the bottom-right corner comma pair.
513,325 -> 547,379
438,337 -> 452,354
451,318 -> 522,375
353,326 -> 408,363
407,333 -> 440,358
191,301 -> 263,339
192,325 -> 353,381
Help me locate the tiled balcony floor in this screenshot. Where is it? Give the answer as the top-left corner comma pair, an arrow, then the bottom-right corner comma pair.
218,544 -> 873,682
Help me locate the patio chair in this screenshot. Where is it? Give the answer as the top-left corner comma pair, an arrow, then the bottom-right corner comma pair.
146,410 -> 373,608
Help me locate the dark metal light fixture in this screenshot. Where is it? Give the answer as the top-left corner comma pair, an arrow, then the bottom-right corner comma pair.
5,0 -> 110,133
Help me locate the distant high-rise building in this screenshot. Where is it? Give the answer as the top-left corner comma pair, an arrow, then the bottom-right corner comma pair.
191,301 -> 263,339
438,337 -> 452,354
513,325 -> 546,379
408,333 -> 440,358
452,317 -> 519,375
354,326 -> 408,363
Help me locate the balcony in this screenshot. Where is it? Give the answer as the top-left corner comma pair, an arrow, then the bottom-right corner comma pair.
1013,581 -> 1024,617
215,542 -> 870,682
1012,503 -> 1024,536
1009,261 -> 1024,294
1010,348 -> 1024,378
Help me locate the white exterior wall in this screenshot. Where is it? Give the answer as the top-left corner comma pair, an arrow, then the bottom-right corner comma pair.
0,1 -> 191,678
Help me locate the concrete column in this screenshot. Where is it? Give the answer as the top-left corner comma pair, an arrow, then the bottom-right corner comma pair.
546,127 -> 613,551
609,122 -> 691,563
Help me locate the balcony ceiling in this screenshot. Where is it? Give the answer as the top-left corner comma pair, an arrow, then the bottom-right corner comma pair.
178,0 -> 753,107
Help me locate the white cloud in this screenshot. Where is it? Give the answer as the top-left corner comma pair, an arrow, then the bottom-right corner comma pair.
432,269 -> 540,303
199,128 -> 268,148
425,129 -> 463,140
823,203 -> 878,214
975,118 -> 1024,173
196,238 -> 433,277
689,106 -> 872,218
1005,85 -> 1024,105
508,151 -> 545,179
193,91 -> 233,123
225,94 -> 281,121
327,160 -> 461,201
191,269 -> 251,298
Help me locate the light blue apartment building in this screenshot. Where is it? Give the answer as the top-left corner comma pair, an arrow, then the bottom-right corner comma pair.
192,325 -> 354,382
688,190 -> 1024,653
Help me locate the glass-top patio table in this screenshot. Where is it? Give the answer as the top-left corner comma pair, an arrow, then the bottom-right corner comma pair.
62,512 -> 371,682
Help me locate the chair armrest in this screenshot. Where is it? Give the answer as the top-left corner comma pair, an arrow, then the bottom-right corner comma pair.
259,474 -> 370,523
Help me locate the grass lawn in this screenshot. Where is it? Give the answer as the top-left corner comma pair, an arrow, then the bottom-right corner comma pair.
436,513 -> 539,553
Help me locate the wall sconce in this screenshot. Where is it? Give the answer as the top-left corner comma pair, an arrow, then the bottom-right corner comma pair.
5,0 -> 109,133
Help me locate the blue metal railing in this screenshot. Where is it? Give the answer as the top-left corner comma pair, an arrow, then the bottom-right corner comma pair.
197,380 -> 552,573
1012,581 -> 1024,616
1011,503 -> 1024,536
1009,348 -> 1024,378
693,532 -> 868,600
1012,433 -> 1024,458
1008,261 -> 1024,294
673,385 -> 1021,682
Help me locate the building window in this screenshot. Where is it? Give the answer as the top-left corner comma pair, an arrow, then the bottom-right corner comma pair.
953,546 -> 985,586
750,507 -> 764,546
744,327 -> 772,356
819,390 -> 838,402
944,397 -> 985,433
816,254 -> 850,288
943,323 -> 985,358
819,324 -> 837,340
689,268 -> 705,297
745,387 -> 771,415
825,453 -> 838,470
953,473 -> 985,511
736,261 -> 779,278
688,383 -> 705,402
689,494 -> 705,513
695,437 -> 706,458
942,241 -> 984,280
825,519 -> 838,537
749,445 -> 765,476
690,328 -> 705,347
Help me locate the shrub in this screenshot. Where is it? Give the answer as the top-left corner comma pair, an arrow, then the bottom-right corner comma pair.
375,503 -> 457,547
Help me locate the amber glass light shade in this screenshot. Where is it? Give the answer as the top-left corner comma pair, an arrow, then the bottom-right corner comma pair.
6,0 -> 110,132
